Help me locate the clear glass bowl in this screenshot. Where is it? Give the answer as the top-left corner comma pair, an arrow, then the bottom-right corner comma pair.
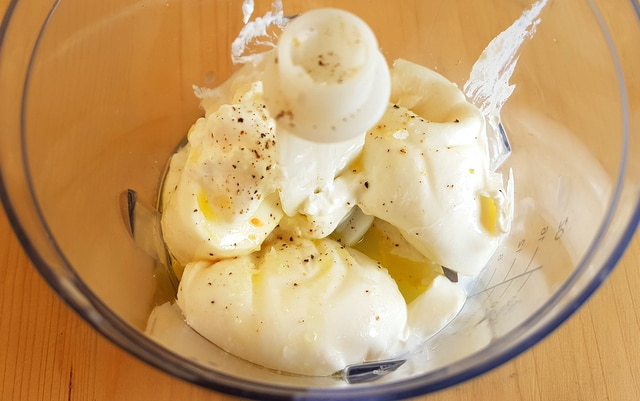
1,0 -> 639,400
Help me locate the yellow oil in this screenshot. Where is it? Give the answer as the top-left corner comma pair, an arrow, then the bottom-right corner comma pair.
196,191 -> 216,221
353,224 -> 442,304
479,195 -> 498,235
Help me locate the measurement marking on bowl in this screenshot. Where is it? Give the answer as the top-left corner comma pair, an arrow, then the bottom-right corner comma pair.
470,265 -> 543,299
454,212 -> 575,339
467,215 -> 572,324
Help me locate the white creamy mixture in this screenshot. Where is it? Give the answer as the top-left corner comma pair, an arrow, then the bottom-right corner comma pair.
156,8 -> 514,376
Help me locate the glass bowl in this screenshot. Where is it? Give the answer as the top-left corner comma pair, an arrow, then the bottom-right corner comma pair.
0,0 -> 638,399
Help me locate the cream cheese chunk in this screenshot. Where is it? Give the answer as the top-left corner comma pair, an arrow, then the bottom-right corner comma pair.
176,228 -> 465,376
176,230 -> 407,376
343,59 -> 513,276
161,81 -> 284,265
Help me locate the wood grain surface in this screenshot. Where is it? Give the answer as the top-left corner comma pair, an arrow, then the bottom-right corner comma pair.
1,0 -> 639,400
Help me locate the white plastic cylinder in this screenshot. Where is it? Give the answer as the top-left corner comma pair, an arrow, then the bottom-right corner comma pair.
263,8 -> 390,142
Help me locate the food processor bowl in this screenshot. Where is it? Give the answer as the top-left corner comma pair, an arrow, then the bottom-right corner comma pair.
0,0 -> 638,399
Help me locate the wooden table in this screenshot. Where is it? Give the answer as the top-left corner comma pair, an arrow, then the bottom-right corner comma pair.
1,1 -> 639,400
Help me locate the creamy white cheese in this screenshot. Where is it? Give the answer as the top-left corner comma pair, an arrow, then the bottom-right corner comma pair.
343,59 -> 513,276
166,63 -> 364,261
161,58 -> 509,375
176,228 -> 465,376
157,7 -> 512,377
161,81 -> 283,266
